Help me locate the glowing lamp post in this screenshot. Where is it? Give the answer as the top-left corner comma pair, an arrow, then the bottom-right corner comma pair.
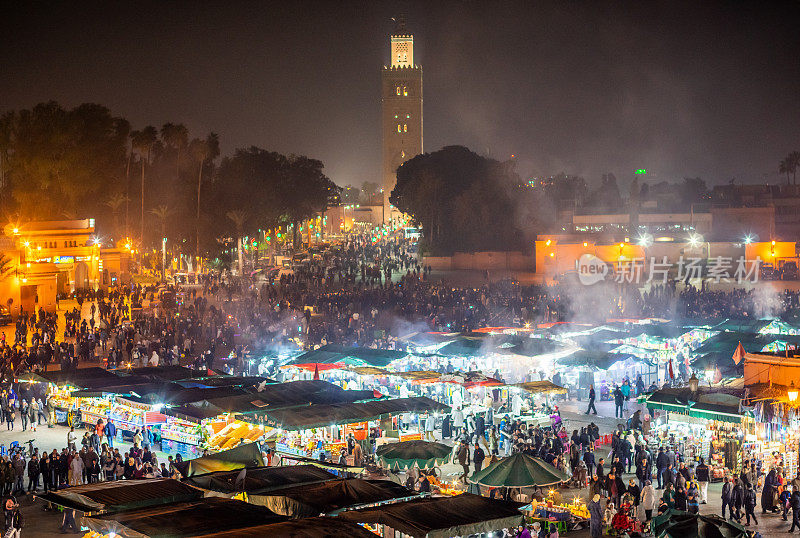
789,381 -> 798,404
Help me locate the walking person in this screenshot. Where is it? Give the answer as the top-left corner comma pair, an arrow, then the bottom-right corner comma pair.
789,486 -> 800,532
585,385 -> 597,415
473,442 -> 485,474
721,476 -> 733,519
695,457 -> 709,504
18,401 -> 27,432
588,494 -> 603,538
641,480 -> 656,522
456,440 -> 470,484
613,386 -> 624,419
744,482 -> 758,526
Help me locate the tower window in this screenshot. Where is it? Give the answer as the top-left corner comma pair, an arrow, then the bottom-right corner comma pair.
394,114 -> 398,119
406,114 -> 410,119
403,124 -> 407,132
396,86 -> 401,96
403,86 -> 408,96
403,53 -> 408,63
397,54 -> 401,64
397,124 -> 402,133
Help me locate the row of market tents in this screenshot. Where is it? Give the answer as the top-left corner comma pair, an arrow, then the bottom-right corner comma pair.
39,441 -> 530,538
40,441 -> 747,538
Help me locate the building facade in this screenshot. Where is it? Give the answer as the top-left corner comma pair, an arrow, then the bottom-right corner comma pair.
0,220 -> 132,315
381,17 -> 423,222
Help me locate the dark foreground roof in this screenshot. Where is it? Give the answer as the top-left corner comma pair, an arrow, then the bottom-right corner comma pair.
192,516 -> 377,538
36,478 -> 202,514
339,493 -> 525,538
82,497 -> 287,538
183,464 -> 336,494
253,479 -> 416,517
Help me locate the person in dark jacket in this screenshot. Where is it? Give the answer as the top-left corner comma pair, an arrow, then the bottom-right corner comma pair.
473,444 -> 485,474
27,455 -> 39,493
762,469 -> 778,514
674,485 -> 687,511
613,386 -> 624,418
39,454 -> 50,493
721,476 -> 733,519
586,385 -> 597,415
695,458 -> 709,504
789,486 -> 800,532
731,479 -> 744,522
744,482 -> 758,525
656,448 -> 669,489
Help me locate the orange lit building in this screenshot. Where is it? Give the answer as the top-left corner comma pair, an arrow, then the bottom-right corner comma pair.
0,220 -> 132,315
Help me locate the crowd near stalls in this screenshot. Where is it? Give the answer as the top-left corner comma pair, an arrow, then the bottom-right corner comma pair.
6,230 -> 800,537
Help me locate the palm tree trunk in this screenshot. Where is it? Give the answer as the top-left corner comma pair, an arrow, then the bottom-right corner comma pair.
196,161 -> 203,262
125,154 -> 131,239
237,235 -> 244,275
140,159 -> 145,243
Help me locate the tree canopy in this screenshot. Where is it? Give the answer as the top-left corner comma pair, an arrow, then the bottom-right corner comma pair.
390,145 -> 532,255
0,101 -> 337,257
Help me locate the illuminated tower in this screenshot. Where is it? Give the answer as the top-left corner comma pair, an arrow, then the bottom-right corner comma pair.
381,16 -> 423,221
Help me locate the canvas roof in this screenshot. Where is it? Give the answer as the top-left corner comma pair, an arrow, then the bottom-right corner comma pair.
174,442 -> 263,478
251,479 -> 416,517
82,497 -> 287,538
183,464 -> 336,494
35,479 -> 202,514
339,493 -> 525,538
191,517 -> 377,538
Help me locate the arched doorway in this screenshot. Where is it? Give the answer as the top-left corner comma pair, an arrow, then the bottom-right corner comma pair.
74,262 -> 89,289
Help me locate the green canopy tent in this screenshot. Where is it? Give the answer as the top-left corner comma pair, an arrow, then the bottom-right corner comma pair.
469,452 -> 569,488
556,350 -> 638,371
240,396 -> 449,431
652,509 -> 748,538
286,344 -> 407,369
376,440 -> 453,470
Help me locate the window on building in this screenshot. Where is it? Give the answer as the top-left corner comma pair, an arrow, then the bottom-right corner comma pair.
403,86 -> 408,96
403,124 -> 407,132
397,54 -> 401,64
403,53 -> 408,63
406,114 -> 410,119
397,124 -> 402,133
396,86 -> 401,96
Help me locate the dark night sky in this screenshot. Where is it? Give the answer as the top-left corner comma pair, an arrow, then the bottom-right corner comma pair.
3,1 -> 799,189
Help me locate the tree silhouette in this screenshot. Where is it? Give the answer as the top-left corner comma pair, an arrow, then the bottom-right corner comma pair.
190,133 -> 220,260
131,126 -> 158,242
226,210 -> 247,275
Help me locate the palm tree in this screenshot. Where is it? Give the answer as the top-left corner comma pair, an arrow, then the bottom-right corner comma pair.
190,133 -> 220,261
780,158 -> 791,185
130,126 -> 158,243
790,151 -> 800,186
160,123 -> 189,184
105,193 -> 129,239
150,204 -> 172,280
226,210 -> 247,275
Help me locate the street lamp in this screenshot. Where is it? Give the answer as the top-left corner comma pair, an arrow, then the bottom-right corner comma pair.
789,381 -> 798,403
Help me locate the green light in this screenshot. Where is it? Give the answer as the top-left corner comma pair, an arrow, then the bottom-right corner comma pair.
635,169 -> 647,175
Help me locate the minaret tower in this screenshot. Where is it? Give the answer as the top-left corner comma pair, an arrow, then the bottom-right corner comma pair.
381,15 -> 423,221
